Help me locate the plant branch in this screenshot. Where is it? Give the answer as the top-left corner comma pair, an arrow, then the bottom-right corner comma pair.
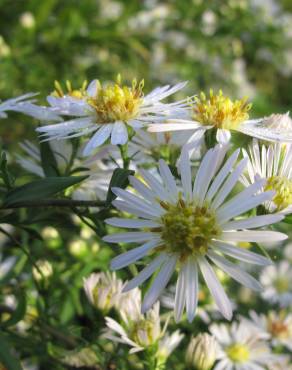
1,199 -> 106,209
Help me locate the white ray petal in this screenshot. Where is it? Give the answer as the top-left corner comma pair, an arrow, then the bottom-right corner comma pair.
208,252 -> 263,291
105,218 -> 160,228
198,256 -> 233,320
222,214 -> 283,230
123,253 -> 167,292
174,267 -> 186,322
110,239 -> 161,270
212,241 -> 272,265
83,125 -> 112,155
141,255 -> 177,313
158,159 -> 178,200
222,230 -> 287,243
111,121 -> 128,145
103,231 -> 156,243
185,258 -> 199,322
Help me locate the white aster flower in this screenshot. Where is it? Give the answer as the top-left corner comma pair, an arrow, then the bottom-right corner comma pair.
242,310 -> 292,351
260,261 -> 292,308
148,90 -> 292,144
157,330 -> 184,362
35,77 -> 189,155
241,139 -> 292,214
103,145 -> 286,322
17,140 -> 113,201
83,272 -> 123,312
210,321 -> 283,370
104,288 -> 167,354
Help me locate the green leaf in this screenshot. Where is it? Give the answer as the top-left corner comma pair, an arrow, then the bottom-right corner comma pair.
0,333 -> 23,370
106,168 -> 134,206
40,141 -> 59,177
0,152 -> 14,190
1,291 -> 26,329
283,214 -> 292,224
3,176 -> 88,206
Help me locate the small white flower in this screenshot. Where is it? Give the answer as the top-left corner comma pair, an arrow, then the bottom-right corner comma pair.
104,288 -> 166,354
241,139 -> 292,214
242,310 -> 292,351
260,261 -> 292,308
35,77 -> 189,155
148,91 -> 292,144
103,145 -> 286,322
210,320 -> 283,370
83,272 -> 123,312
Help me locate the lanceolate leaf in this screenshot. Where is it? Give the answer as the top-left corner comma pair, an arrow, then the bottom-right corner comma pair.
40,141 -> 59,177
3,176 -> 88,206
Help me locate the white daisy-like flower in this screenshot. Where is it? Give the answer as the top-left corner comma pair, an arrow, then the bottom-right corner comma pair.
83,272 -> 123,312
17,140 -> 113,201
104,288 -> 168,354
156,330 -> 184,362
242,310 -> 292,351
148,90 -> 292,144
260,261 -> 292,308
210,321 -> 283,370
103,145 -> 287,322
35,77 -> 189,155
241,139 -> 292,214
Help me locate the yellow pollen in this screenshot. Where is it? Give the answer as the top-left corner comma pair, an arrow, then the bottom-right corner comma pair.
226,343 -> 250,363
265,175 -> 292,210
158,201 -> 221,261
87,74 -> 144,124
193,89 -> 251,129
52,80 -> 88,99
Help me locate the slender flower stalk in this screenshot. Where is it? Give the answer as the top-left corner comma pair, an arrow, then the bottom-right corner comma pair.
103,145 -> 287,322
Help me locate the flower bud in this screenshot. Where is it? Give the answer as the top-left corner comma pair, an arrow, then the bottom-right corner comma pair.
32,260 -> 53,283
186,333 -> 218,370
83,272 -> 123,313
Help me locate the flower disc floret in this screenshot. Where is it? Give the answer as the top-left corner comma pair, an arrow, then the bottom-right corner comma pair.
226,343 -> 250,363
193,89 -> 251,129
159,200 -> 221,260
265,175 -> 292,210
87,75 -> 144,124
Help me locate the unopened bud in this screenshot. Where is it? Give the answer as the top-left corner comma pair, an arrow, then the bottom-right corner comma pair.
186,333 -> 218,370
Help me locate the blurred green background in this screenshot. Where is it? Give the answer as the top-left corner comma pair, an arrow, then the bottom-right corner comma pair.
0,0 -> 292,145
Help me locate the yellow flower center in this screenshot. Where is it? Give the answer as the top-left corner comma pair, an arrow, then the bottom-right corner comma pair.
87,75 -> 144,124
52,80 -> 88,99
158,200 -> 221,261
193,90 -> 251,129
265,175 -> 292,210
226,343 -> 250,363
274,277 -> 289,294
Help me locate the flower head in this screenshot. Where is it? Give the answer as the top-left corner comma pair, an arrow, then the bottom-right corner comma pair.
193,90 -> 251,130
260,261 -> 292,308
103,145 -> 286,322
148,93 -> 292,144
35,76 -> 188,155
210,320 -> 282,370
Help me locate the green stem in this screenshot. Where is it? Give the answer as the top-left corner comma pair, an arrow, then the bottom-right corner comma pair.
1,198 -> 106,209
119,143 -> 130,169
